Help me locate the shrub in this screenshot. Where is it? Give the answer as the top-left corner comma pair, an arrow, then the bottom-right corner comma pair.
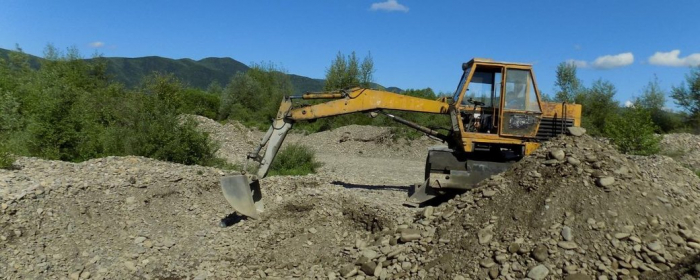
219,63 -> 292,127
604,108 -> 661,155
0,144 -> 15,169
0,46 -> 221,167
575,80 -> 619,136
268,144 -> 321,176
180,88 -> 221,119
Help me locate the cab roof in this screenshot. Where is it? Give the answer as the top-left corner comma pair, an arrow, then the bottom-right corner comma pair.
462,58 -> 533,70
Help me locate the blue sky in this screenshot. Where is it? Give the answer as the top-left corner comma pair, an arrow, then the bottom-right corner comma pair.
1,0 -> 699,109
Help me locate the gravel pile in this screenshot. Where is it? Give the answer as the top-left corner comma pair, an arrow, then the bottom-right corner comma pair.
660,133 -> 700,171
190,114 -> 435,164
2,116 -> 699,279
338,132 -> 700,279
0,156 -> 415,279
186,115 -> 262,164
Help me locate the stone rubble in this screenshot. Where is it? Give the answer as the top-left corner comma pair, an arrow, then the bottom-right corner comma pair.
1,116 -> 699,279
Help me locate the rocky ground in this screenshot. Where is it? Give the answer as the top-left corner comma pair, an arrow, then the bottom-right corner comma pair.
660,133 -> 700,172
1,116 -> 699,279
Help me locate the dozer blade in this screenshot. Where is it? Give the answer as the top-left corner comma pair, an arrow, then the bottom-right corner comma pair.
221,175 -> 264,219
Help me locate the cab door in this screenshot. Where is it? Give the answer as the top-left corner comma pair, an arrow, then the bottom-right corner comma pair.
499,68 -> 542,137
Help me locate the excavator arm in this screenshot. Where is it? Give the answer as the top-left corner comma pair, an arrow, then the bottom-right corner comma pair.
221,88 -> 450,219
251,88 -> 450,179
288,88 -> 449,120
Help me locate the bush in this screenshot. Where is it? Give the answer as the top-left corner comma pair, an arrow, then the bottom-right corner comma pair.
219,63 -> 292,128
0,46 -> 221,167
575,80 -> 619,136
604,108 -> 661,155
180,88 -> 220,119
268,144 -> 321,176
0,144 -> 15,169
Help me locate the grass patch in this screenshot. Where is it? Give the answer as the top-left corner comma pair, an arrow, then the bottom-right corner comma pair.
659,148 -> 688,159
268,144 -> 322,176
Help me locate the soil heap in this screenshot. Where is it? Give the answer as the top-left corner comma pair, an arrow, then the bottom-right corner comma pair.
0,156 -> 415,279
2,120 -> 700,279
661,133 -> 700,171
339,133 -> 700,280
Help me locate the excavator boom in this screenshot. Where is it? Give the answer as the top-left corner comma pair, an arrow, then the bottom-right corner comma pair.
221,88 -> 451,219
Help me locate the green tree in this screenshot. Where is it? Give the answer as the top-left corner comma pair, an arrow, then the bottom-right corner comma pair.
0,45 -> 220,166
554,62 -> 582,103
634,76 -> 684,133
540,91 -> 555,102
360,52 -> 375,88
0,90 -> 21,132
180,88 -> 221,119
670,67 -> 700,131
635,76 -> 665,110
575,79 -> 619,135
0,89 -> 21,169
219,62 -> 292,127
206,81 -> 224,95
324,51 -> 375,90
604,107 -> 661,155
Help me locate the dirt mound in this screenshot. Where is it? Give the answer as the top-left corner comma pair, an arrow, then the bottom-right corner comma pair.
291,125 -> 433,161
188,115 -> 263,164
661,133 -> 700,172
3,118 -> 699,279
339,134 -> 700,279
0,156 -> 415,279
190,115 -> 436,165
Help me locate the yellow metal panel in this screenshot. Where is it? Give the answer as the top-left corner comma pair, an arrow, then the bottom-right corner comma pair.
541,102 -> 582,126
524,142 -> 540,155
288,88 -> 449,121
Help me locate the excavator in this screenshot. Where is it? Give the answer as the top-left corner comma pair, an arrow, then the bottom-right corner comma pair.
221,58 -> 582,219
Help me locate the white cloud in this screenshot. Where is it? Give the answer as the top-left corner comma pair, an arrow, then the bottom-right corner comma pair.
566,52 -> 634,70
648,50 -> 700,67
590,52 -> 634,69
624,100 -> 634,108
574,44 -> 582,51
370,0 -> 409,12
89,41 -> 105,48
566,59 -> 588,68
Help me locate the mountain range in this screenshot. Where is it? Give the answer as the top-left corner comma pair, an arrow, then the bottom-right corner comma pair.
0,48 -> 401,94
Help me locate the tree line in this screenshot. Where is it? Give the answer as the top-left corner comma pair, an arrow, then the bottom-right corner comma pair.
1,45 -> 699,168
0,46 -> 222,168
551,62 -> 699,155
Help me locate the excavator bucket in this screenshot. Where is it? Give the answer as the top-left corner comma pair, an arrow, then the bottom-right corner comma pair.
220,118 -> 293,219
221,175 -> 263,219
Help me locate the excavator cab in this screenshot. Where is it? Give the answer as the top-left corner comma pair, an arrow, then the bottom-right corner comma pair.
407,59 -> 547,205
451,59 -> 543,149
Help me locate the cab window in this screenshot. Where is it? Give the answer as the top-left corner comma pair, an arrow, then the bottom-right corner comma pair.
452,68 -> 471,103
504,69 -> 540,112
462,67 -> 502,108
463,71 -> 492,106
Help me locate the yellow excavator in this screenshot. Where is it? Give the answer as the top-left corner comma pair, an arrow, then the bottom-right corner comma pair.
221,58 -> 582,219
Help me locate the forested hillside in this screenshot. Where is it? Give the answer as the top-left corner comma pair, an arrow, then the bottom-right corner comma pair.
1,46 -> 699,173
0,47 -> 326,94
